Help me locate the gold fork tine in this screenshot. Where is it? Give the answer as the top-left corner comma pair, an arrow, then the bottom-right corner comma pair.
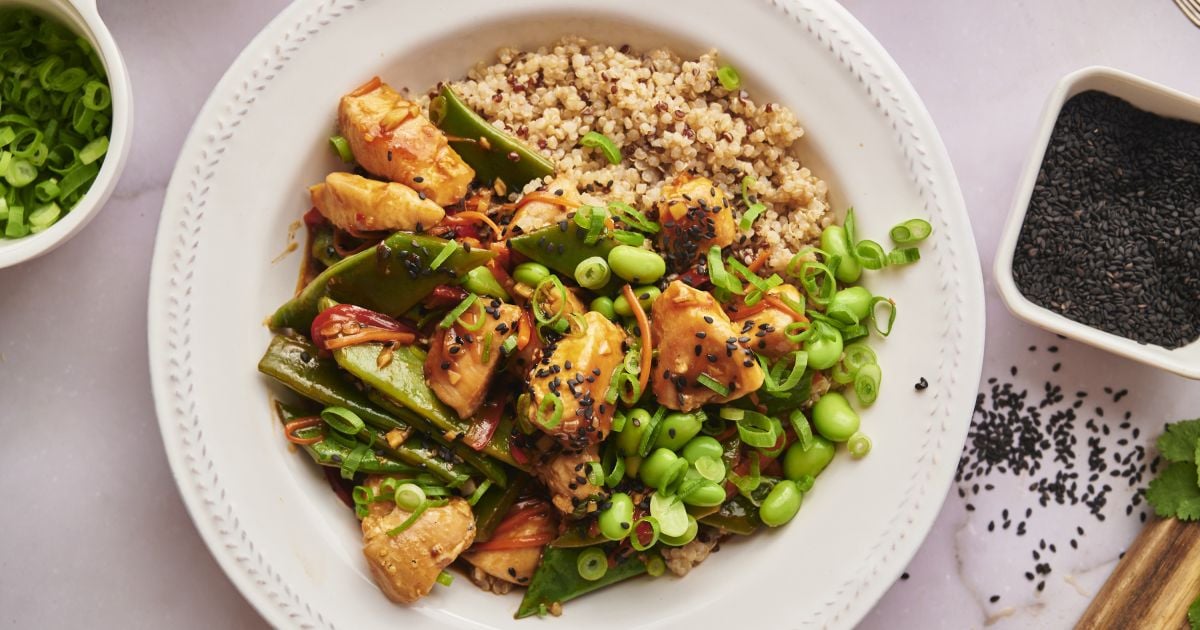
1175,0 -> 1200,27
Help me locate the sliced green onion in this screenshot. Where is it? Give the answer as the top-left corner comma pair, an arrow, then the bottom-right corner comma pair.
607,201 -> 660,233
612,229 -> 645,246
716,64 -> 741,91
854,240 -> 887,270
0,127 -> 15,147
604,452 -> 626,487
531,275 -> 568,326
887,247 -> 921,266
438,293 -> 478,329
579,131 -> 621,165
795,260 -> 837,307
706,245 -> 743,300
500,334 -> 518,356
34,177 -> 59,202
869,296 -> 897,336
734,410 -> 779,448
394,482 -> 426,511
320,406 -> 365,435
790,409 -> 814,451
6,204 -> 27,237
611,411 -> 628,433
386,500 -> 430,536
696,373 -> 730,397
649,492 -> 689,537
479,330 -> 494,364
694,455 -> 725,482
340,443 -> 370,479
436,570 -> 454,586
536,393 -> 564,430
889,218 -> 932,244
617,371 -> 642,406
78,135 -> 106,165
848,432 -> 872,459
719,407 -> 745,421
574,255 -> 611,289
81,80 -> 110,111
854,363 -> 882,406
630,516 -> 660,551
843,342 -> 878,373
637,407 -> 665,457
329,134 -> 354,163
576,547 -> 609,581
739,176 -> 767,231
428,239 -> 459,271
466,479 -> 492,506
56,161 -> 98,201
5,159 -> 36,187
758,351 -> 808,394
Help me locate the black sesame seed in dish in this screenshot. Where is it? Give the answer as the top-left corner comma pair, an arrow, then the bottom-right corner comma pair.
1011,90 -> 1200,349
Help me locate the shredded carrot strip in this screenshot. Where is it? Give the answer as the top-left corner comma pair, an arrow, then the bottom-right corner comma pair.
513,190 -> 582,211
284,417 -> 324,445
516,311 -> 533,350
765,295 -> 807,322
747,249 -> 771,273
487,259 -> 517,298
446,211 -> 503,239
323,330 -> 416,350
623,284 -> 652,398
348,76 -> 382,97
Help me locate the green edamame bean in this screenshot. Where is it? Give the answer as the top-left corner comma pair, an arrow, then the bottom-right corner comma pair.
463,266 -> 510,300
599,492 -> 635,540
613,285 -> 661,317
513,261 -> 550,287
655,412 -> 702,451
607,245 -> 667,284
783,436 -> 836,479
590,296 -> 617,320
805,323 -> 844,370
681,479 -> 726,507
616,409 -> 652,456
574,256 -> 611,290
811,392 -> 860,442
820,224 -> 861,283
827,286 -> 873,325
640,448 -> 681,489
759,480 -> 802,527
681,436 -> 724,464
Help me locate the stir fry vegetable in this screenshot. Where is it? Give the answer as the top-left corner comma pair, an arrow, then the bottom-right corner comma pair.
258,73 -> 933,618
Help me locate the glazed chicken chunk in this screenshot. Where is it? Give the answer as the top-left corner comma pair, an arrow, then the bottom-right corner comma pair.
533,442 -> 606,516
425,301 -> 523,419
651,281 -> 765,412
463,499 -> 554,585
507,176 -> 582,236
525,311 -> 626,447
360,476 -> 476,604
339,78 -> 474,206
656,175 -> 736,273
309,172 -> 445,233
729,283 -> 805,360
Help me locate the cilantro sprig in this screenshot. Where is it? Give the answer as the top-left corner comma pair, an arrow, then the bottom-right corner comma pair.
1145,418 -> 1200,630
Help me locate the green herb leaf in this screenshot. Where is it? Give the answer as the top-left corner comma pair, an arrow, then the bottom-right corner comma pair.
1188,592 -> 1200,630
1157,419 -> 1200,464
1145,461 -> 1200,521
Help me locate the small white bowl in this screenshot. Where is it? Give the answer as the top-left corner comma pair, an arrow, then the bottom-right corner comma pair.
994,66 -> 1200,380
0,0 -> 132,269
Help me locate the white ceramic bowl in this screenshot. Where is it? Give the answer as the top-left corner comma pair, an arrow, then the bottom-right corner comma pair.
149,1 -> 985,628
994,66 -> 1200,380
0,0 -> 133,269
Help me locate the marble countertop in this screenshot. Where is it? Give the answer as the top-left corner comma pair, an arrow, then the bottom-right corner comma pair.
2,1 -> 1199,628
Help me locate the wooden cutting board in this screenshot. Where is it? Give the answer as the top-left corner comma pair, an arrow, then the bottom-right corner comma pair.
1075,516 -> 1200,629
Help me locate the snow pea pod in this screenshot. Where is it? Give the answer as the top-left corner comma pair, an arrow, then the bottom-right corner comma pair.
270,232 -> 493,332
472,473 -> 530,543
258,334 -> 505,486
428,85 -> 555,191
274,400 -> 417,475
509,223 -> 622,292
334,343 -> 522,469
516,546 -> 647,619
698,494 -> 760,535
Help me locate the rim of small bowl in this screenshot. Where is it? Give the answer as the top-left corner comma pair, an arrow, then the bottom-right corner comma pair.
994,65 -> 1200,380
0,0 -> 133,269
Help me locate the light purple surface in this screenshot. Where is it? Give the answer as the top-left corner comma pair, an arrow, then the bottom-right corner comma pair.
1,1 -> 1198,627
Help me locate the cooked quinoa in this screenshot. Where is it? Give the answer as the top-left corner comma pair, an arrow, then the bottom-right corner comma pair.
429,37 -> 831,270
